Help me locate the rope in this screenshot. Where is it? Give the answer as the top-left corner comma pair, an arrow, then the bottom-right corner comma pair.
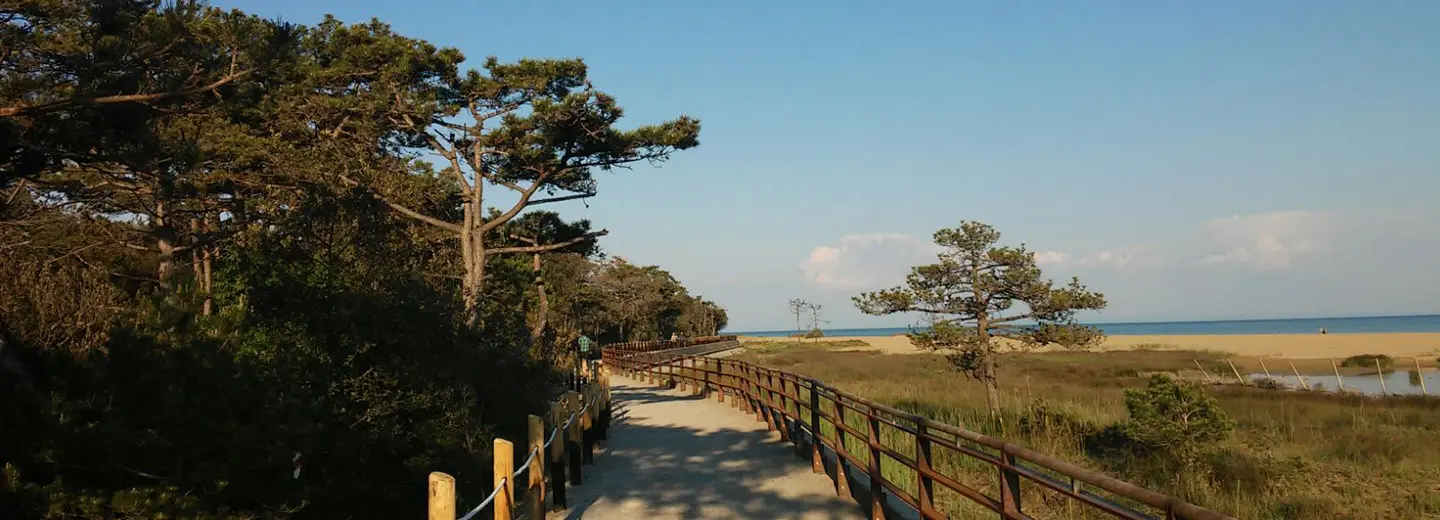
544,424 -> 561,449
457,477 -> 506,520
513,446 -> 539,478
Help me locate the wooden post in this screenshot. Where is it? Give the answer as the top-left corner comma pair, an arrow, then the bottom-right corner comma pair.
1418,358 -> 1429,396
915,419 -> 935,518
1259,358 -> 1273,379
834,394 -> 850,498
773,373 -> 789,442
999,445 -> 1023,519
1332,359 -> 1345,391
493,438 -> 513,520
567,391 -> 583,485
1376,358 -> 1388,395
1193,359 -> 1215,383
809,380 -> 823,473
582,386 -> 595,465
527,415 -> 545,520
1227,358 -> 1247,386
1290,361 -> 1310,390
428,472 -> 456,520
549,402 -> 567,511
866,410 -> 884,519
716,361 -> 725,403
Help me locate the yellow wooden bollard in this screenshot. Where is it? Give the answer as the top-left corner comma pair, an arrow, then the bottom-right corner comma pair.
428,471 -> 456,520
493,438 -> 513,520
527,415 -> 545,520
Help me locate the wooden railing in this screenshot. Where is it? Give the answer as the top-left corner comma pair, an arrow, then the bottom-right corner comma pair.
426,366 -> 611,520
602,347 -> 1236,520
604,335 -> 737,355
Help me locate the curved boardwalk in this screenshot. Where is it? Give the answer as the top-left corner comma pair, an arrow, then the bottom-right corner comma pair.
552,374 -> 865,520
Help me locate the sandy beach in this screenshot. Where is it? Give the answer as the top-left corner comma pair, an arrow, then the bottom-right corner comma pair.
741,332 -> 1440,361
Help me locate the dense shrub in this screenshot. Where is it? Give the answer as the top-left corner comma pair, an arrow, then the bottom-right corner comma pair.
1340,353 -> 1394,369
1118,374 -> 1235,465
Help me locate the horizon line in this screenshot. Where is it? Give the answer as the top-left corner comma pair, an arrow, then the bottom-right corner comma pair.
728,312 -> 1440,334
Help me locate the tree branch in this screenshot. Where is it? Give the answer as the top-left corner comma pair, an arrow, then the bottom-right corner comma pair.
337,174 -> 461,233
478,170 -> 552,232
527,192 -> 595,206
485,230 -> 607,256
0,69 -> 253,118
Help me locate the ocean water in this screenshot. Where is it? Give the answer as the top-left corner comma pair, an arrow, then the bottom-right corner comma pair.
735,314 -> 1440,337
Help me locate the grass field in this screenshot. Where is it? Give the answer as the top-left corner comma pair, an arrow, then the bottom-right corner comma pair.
735,340 -> 1440,519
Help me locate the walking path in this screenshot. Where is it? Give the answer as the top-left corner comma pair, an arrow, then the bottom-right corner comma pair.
551,375 -> 865,520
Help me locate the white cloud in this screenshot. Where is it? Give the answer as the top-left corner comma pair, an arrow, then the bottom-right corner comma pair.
1032,246 -> 1165,270
1033,250 -> 1071,266
1199,211 -> 1326,270
799,233 -> 941,290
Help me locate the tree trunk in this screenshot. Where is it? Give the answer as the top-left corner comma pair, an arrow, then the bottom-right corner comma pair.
529,252 -> 548,346
155,200 -> 176,291
460,196 -> 485,329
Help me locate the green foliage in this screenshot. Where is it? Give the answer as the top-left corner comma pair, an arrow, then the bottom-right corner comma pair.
0,2 -> 717,518
803,328 -> 825,339
1340,353 -> 1394,369
1120,374 -> 1235,465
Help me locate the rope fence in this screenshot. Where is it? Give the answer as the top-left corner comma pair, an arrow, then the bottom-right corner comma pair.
427,363 -> 611,520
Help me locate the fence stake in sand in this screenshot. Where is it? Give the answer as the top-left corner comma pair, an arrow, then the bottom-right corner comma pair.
1193,359 -> 1215,383
1417,358 -> 1429,396
1376,358 -> 1388,395
1258,358 -> 1273,379
1331,359 -> 1345,392
1289,361 -> 1310,390
1227,358 -> 1247,386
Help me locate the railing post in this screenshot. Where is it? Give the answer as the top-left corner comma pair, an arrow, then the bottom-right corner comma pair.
759,368 -> 777,431
428,472 -> 456,520
999,443 -> 1022,519
549,402 -> 567,511
834,394 -> 851,498
772,372 -> 788,441
715,360 -> 725,403
810,380 -> 823,474
915,419 -> 935,518
527,415 -> 545,520
867,409 -> 884,520
494,438 -> 513,520
566,391 -> 583,485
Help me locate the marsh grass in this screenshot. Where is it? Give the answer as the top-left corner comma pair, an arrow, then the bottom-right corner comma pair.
738,347 -> 1440,519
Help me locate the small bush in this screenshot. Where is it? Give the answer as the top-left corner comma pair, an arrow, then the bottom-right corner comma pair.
1253,377 -> 1290,390
1340,354 -> 1394,369
803,328 -> 825,339
1119,374 -> 1235,465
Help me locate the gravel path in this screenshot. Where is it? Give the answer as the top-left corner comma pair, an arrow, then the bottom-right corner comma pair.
550,375 -> 865,520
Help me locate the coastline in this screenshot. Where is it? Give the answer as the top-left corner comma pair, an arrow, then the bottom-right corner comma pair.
740,332 -> 1440,362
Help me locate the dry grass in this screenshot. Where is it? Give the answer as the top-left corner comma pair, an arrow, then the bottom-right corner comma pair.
737,341 -> 1440,519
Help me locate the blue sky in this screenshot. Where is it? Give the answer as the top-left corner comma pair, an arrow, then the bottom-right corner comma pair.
224,1 -> 1440,331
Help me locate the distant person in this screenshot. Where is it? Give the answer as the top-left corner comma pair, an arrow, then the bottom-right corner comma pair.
670,332 -> 679,343
576,334 -> 594,374
1319,327 -> 1328,335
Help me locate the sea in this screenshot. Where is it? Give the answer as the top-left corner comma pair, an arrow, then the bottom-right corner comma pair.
735,314 -> 1440,337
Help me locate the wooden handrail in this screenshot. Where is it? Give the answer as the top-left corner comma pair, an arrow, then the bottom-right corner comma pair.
601,347 -> 1237,520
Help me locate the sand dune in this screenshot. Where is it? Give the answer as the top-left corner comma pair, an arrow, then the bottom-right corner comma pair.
741,333 -> 1440,360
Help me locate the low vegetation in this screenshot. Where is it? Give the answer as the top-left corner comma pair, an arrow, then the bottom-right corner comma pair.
1341,353 -> 1396,370
738,344 -> 1440,519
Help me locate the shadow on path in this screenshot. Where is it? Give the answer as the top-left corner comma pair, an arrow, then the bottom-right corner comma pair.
554,376 -> 865,520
